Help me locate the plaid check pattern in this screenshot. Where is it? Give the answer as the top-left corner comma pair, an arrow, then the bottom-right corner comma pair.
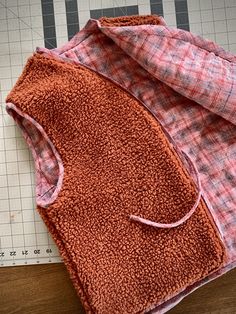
37,16 -> 236,313
6,103 -> 64,208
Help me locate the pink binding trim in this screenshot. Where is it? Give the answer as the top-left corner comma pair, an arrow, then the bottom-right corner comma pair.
130,150 -> 202,228
6,102 -> 64,208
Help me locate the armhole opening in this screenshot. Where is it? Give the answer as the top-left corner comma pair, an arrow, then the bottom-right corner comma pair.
6,103 -> 64,208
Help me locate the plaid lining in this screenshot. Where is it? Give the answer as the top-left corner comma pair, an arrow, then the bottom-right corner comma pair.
6,103 -> 64,208
36,16 -> 236,312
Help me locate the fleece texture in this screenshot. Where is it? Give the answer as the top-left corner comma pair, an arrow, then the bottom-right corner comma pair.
6,52 -> 226,313
99,15 -> 165,26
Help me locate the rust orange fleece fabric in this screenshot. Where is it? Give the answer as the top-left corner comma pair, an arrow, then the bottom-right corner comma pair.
99,15 -> 162,26
6,53 -> 226,314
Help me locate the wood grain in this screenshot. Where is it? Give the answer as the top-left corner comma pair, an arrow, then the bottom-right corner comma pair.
0,264 -> 235,314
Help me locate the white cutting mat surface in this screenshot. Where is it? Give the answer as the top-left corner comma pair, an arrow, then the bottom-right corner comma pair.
0,0 -> 236,267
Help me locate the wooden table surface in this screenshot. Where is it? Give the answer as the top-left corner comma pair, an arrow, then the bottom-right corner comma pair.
0,263 -> 236,314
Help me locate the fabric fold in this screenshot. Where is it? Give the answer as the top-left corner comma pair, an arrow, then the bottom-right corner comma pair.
99,24 -> 236,125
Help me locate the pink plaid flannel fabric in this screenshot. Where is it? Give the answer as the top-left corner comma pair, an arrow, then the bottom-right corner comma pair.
37,17 -> 236,313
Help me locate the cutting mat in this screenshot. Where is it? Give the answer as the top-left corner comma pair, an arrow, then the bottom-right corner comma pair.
0,0 -> 236,267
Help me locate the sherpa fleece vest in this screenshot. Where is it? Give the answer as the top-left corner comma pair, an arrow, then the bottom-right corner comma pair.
6,43 -> 226,313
